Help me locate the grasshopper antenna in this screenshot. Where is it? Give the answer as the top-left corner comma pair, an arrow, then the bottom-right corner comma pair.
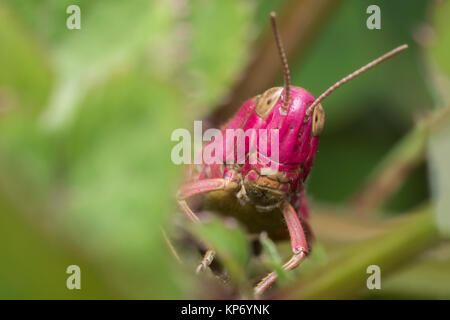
270,12 -> 291,112
306,44 -> 409,116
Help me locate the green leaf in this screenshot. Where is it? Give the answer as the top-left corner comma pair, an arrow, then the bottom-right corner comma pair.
429,120 -> 450,238
259,232 -> 291,284
428,0 -> 450,79
365,256 -> 450,299
39,0 -> 179,128
0,4 -> 52,113
188,216 -> 251,286
185,0 -> 254,115
62,69 -> 187,298
0,173 -> 118,299
0,0 -> 257,299
426,1 -> 450,238
275,206 -> 438,299
424,0 -> 450,108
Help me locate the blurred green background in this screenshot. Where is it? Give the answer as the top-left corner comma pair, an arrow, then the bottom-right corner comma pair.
0,0 -> 449,299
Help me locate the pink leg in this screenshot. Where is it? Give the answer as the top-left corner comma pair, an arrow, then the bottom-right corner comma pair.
254,201 -> 309,297
177,178 -> 237,223
177,178 -> 239,272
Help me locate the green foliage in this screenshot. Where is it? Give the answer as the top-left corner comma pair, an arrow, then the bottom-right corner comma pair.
0,5 -> 52,113
428,0 -> 450,83
0,0 -> 190,299
277,206 -> 438,299
189,217 -> 250,286
298,0 -> 433,210
259,232 -> 291,284
186,0 -> 254,115
0,190 -> 118,299
0,0 -> 449,299
429,121 -> 450,238
426,0 -> 450,238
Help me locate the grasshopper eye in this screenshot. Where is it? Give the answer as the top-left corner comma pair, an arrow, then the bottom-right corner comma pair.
255,87 -> 283,119
311,103 -> 325,137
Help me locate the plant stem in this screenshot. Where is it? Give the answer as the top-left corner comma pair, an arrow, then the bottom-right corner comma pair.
272,204 -> 438,299
351,106 -> 450,214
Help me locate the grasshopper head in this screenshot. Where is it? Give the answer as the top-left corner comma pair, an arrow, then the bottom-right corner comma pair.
246,12 -> 324,181
251,86 -> 323,181
239,86 -> 323,208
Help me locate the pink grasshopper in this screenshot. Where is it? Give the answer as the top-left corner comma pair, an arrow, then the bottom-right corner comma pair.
177,12 -> 408,297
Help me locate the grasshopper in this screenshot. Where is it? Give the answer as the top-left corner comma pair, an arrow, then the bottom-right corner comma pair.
177,12 -> 408,297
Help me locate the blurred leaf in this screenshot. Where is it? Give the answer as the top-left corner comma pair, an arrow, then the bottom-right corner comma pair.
3,0 -> 93,46
351,121 -> 428,213
259,232 -> 291,284
293,0 -> 433,209
61,68 -> 188,298
0,177 -> 119,299
428,0 -> 450,79
429,121 -> 450,238
0,0 -> 448,300
0,4 -> 57,198
426,1 -> 450,238
0,0 -> 258,299
185,0 -> 254,115
188,217 -> 251,286
38,0 -> 179,128
275,205 -> 438,299
0,4 -> 52,113
252,0 -> 287,30
292,0 -> 432,130
366,253 -> 450,299
426,0 -> 450,107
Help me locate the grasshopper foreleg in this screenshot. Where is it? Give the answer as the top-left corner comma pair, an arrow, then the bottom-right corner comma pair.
177,178 -> 239,273
177,178 -> 237,223
254,201 -> 309,297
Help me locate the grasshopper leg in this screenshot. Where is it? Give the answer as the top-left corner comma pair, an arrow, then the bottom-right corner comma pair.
177,178 -> 239,272
254,201 -> 309,298
177,178 -> 237,222
177,199 -> 201,223
196,249 -> 216,273
254,251 -> 306,298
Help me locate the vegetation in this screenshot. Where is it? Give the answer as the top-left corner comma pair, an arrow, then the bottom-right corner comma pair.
0,0 -> 449,299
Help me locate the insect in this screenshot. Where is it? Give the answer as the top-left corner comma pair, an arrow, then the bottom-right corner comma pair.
176,12 -> 408,297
